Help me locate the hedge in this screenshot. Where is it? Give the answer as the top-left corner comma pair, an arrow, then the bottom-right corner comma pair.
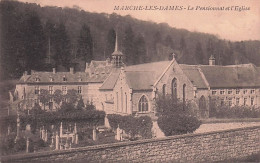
107,114 -> 153,139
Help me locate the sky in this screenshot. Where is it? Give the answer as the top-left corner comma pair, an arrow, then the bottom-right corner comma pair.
18,0 -> 260,41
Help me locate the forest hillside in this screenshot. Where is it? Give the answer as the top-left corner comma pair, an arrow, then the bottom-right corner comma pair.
1,1 -> 260,81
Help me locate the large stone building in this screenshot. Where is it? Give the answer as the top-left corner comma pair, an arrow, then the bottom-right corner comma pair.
13,37 -> 260,118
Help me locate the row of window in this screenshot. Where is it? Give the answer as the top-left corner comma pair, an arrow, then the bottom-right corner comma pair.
212,89 -> 256,95
220,97 -> 255,106
35,76 -> 83,82
35,86 -> 82,95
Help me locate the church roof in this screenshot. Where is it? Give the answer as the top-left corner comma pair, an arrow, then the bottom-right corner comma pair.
112,51 -> 123,56
179,65 -> 208,89
99,69 -> 120,90
100,61 -> 171,90
125,71 -> 155,90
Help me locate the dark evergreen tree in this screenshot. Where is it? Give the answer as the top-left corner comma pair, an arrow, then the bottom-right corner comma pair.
195,41 -> 204,64
179,36 -> 186,51
122,26 -> 135,65
22,11 -> 46,71
105,28 -> 116,59
164,35 -> 174,49
44,20 -> 56,66
152,31 -> 162,60
0,1 -> 23,79
54,23 -> 71,69
77,24 -> 93,63
135,35 -> 147,64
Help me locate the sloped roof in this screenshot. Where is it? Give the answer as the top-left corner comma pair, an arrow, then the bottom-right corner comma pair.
125,71 -> 155,90
99,70 -> 120,90
180,64 -> 260,88
179,65 -> 208,89
18,60 -> 113,84
199,64 -> 260,88
125,61 -> 170,77
100,61 -> 171,91
19,72 -> 89,84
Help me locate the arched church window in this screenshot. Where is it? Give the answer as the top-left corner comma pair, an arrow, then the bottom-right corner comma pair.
183,84 -> 186,102
138,95 -> 148,112
171,78 -> 177,100
183,84 -> 186,109
162,84 -> 166,97
125,93 -> 127,113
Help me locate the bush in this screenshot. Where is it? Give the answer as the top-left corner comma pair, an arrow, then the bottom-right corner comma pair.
213,105 -> 260,118
13,137 -> 26,152
209,98 -> 260,118
107,114 -> 153,139
156,96 -> 201,136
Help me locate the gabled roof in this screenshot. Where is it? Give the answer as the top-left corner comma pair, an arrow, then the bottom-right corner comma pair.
181,64 -> 260,89
18,60 -> 113,84
125,71 -> 155,90
199,64 -> 260,88
99,69 -> 120,90
179,65 -> 208,89
100,61 -> 171,91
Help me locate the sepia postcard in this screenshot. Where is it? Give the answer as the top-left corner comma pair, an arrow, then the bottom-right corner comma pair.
0,0 -> 260,162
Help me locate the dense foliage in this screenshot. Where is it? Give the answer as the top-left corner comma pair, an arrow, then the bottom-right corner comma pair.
107,114 -> 153,139
209,99 -> 260,118
1,1 -> 260,81
156,96 -> 201,136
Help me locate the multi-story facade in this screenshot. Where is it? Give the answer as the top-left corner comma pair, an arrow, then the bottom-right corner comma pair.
13,37 -> 260,118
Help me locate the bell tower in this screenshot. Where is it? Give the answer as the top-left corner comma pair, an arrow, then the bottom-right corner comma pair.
111,33 -> 124,68
209,55 -> 215,66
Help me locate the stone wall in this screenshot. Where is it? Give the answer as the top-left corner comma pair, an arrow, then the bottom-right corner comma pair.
2,125 -> 260,163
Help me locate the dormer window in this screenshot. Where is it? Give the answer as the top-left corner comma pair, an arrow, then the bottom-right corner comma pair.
63,76 -> 67,82
35,77 -> 40,82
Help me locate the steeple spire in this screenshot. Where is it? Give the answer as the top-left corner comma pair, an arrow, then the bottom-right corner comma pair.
114,32 -> 118,52
111,31 -> 124,68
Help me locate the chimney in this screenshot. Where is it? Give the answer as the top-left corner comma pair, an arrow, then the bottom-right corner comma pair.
70,67 -> 74,74
52,68 -> 56,74
106,58 -> 111,66
85,63 -> 89,72
24,71 -> 28,76
209,55 -> 215,66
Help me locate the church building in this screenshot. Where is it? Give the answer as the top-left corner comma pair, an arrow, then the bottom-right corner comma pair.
13,36 -> 260,118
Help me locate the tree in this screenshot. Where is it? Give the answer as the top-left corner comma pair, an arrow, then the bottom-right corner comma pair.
122,26 -> 135,65
54,23 -> 71,69
105,28 -> 116,59
39,89 -> 50,110
164,35 -> 174,49
135,35 -> 147,64
76,97 -> 85,110
53,90 -> 63,106
195,41 -> 204,64
22,11 -> 46,71
44,20 -> 56,66
156,96 -> 201,136
179,36 -> 186,52
65,89 -> 79,105
0,1 -> 24,80
77,24 -> 93,63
